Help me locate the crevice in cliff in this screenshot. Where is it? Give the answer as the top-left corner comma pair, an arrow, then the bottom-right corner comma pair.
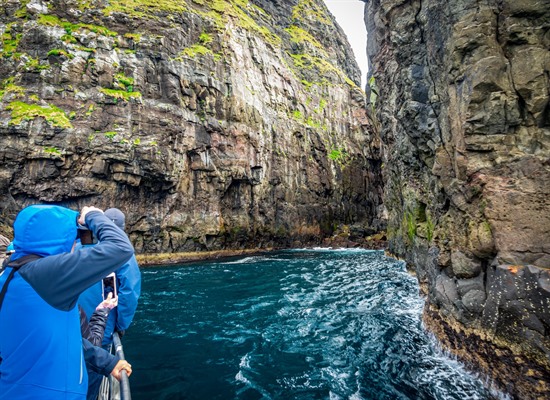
494,3 -> 528,129
414,0 -> 451,163
541,95 -> 550,128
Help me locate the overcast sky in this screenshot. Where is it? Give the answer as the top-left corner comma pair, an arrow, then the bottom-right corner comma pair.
323,0 -> 368,87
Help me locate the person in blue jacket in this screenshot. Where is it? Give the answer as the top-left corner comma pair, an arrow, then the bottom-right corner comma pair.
0,205 -> 134,400
78,207 -> 141,400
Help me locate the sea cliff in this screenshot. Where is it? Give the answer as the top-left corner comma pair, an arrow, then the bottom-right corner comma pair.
0,0 -> 384,252
364,0 -> 550,397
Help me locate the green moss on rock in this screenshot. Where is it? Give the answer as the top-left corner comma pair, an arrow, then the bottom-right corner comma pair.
7,101 -> 73,128
285,25 -> 325,53
191,1 -> 280,46
292,0 -> 331,25
0,78 -> 25,101
1,24 -> 22,58
100,88 -> 142,101
102,0 -> 188,20
38,14 -> 117,37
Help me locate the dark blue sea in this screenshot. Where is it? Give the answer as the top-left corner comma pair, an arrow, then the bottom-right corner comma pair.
124,249 -> 501,400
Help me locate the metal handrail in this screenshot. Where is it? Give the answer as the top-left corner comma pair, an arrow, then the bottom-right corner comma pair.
112,332 -> 132,400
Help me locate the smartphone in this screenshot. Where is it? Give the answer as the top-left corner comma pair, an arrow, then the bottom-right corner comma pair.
102,273 -> 117,300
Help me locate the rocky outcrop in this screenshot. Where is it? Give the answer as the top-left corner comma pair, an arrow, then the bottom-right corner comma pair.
364,0 -> 550,397
0,0 -> 384,251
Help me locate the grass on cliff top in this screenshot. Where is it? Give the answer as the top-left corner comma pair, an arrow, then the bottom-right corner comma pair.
7,101 -> 73,129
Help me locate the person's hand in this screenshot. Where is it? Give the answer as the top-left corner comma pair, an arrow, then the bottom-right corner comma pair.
96,292 -> 118,310
111,360 -> 132,381
78,206 -> 103,226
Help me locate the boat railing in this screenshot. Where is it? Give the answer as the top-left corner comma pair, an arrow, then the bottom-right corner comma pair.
113,332 -> 132,400
98,332 -> 132,400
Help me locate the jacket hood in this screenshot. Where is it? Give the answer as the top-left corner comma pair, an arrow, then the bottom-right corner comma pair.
12,205 -> 79,260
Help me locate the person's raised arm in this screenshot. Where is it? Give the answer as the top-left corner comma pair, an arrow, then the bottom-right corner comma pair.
20,206 -> 134,310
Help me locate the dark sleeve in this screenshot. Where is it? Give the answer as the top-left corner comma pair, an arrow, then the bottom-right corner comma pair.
19,211 -> 134,311
82,338 -> 120,376
80,305 -> 92,342
87,308 -> 110,346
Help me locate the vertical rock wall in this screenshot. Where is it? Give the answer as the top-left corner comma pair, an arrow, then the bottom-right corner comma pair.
365,0 -> 550,397
0,0 -> 384,251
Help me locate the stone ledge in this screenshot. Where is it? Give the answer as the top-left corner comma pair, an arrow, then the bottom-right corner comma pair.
423,306 -> 550,400
136,248 -> 272,267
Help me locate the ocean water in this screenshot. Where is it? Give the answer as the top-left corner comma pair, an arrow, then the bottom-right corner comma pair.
123,249 -> 499,400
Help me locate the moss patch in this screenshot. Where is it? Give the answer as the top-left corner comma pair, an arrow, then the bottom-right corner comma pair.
100,87 -> 142,101
292,0 -> 331,25
104,131 -> 117,140
0,78 -> 25,101
123,33 -> 142,42
191,1 -> 280,46
328,147 -> 349,166
405,211 -> 417,244
14,0 -> 30,18
1,24 -> 22,58
114,73 -> 135,90
199,32 -> 212,45
43,146 -> 62,155
24,56 -> 50,71
182,44 -> 211,57
285,25 -> 326,54
47,49 -> 74,59
7,101 -> 73,128
101,0 -> 188,20
289,53 -> 356,88
38,14 -> 117,37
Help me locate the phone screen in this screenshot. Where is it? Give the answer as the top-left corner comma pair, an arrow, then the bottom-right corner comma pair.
101,273 -> 117,300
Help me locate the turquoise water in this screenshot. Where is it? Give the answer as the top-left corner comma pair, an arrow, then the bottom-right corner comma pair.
124,249 -> 496,399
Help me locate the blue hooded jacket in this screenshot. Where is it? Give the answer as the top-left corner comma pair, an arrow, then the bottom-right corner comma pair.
78,207 -> 141,346
0,205 -> 134,400
78,254 -> 141,346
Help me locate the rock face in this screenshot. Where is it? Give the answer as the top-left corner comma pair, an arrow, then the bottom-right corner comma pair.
0,0 -> 383,251
364,0 -> 550,397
